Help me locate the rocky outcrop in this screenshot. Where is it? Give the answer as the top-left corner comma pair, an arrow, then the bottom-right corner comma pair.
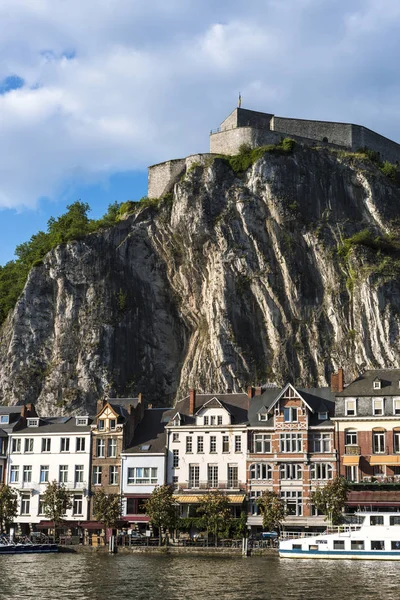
1,146 -> 399,413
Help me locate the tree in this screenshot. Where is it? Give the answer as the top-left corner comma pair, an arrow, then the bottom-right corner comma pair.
256,491 -> 286,532
310,477 -> 349,525
41,480 -> 73,537
197,491 -> 232,546
92,489 -> 122,538
0,485 -> 18,533
145,485 -> 178,546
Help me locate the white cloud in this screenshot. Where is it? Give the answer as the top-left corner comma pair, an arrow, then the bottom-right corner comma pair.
0,0 -> 400,208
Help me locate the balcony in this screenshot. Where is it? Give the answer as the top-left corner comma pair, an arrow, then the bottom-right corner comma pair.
177,480 -> 245,492
345,445 -> 361,455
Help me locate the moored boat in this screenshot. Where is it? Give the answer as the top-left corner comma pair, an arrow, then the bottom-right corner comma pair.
279,512 -> 400,560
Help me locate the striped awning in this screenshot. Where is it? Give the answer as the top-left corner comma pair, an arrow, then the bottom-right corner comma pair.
369,455 -> 400,466
174,495 -> 245,504
343,455 -> 360,466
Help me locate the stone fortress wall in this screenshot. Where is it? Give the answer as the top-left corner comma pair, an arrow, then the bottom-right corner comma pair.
148,108 -> 400,198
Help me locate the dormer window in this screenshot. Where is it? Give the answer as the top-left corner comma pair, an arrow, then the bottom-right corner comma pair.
204,416 -> 209,426
109,419 -> 116,430
210,416 -> 216,425
284,407 -> 297,422
76,417 -> 88,426
318,412 -> 328,421
259,413 -> 268,421
0,415 -> 9,425
27,418 -> 39,427
373,379 -> 381,390
373,398 -> 384,416
394,399 -> 400,415
98,420 -> 105,431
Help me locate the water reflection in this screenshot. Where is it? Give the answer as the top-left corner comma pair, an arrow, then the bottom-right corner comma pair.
0,553 -> 399,599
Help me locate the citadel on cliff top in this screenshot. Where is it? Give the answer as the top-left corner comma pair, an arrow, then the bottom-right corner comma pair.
148,107 -> 400,198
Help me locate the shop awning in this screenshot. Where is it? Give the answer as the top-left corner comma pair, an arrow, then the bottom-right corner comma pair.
174,495 -> 245,504
369,455 -> 400,466
343,455 -> 360,466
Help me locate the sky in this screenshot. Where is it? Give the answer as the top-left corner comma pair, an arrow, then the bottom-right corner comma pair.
1,0 -> 400,264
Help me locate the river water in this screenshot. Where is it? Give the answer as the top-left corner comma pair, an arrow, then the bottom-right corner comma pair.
0,553 -> 399,599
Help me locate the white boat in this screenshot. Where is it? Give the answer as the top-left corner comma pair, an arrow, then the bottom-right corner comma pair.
279,512 -> 400,560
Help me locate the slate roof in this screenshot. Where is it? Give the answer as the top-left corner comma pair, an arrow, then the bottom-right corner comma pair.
336,369 -> 400,397
0,428 -> 8,438
15,416 -> 93,434
247,386 -> 335,427
107,398 -> 140,422
165,393 -> 250,426
123,408 -> 168,454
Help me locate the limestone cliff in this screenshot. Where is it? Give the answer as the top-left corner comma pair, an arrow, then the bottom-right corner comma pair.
1,145 -> 399,414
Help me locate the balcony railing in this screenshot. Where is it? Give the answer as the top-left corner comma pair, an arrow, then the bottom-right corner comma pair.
345,445 -> 361,455
177,480 -> 245,491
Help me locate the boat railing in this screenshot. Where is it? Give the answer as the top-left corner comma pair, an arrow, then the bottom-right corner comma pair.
280,531 -> 317,540
323,524 -> 363,534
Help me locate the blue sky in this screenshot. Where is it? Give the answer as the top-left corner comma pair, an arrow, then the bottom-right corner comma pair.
1,0 -> 400,264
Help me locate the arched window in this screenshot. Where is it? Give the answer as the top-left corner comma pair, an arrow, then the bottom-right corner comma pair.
310,463 -> 333,480
280,464 -> 302,480
250,463 -> 272,480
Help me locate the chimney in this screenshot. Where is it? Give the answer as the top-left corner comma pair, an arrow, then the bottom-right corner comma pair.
189,389 -> 196,416
138,393 -> 142,404
255,386 -> 263,396
96,398 -> 106,414
20,403 -> 36,418
247,386 -> 255,399
147,403 -> 153,410
331,368 -> 344,393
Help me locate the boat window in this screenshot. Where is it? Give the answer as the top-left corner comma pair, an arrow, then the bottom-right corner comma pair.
333,540 -> 345,550
390,516 -> 400,526
292,544 -> 302,550
351,541 -> 364,550
371,541 -> 384,550
370,516 -> 384,526
391,541 -> 400,550
308,545 -> 318,551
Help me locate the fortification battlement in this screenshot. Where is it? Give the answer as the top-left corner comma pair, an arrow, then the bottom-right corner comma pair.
210,108 -> 400,164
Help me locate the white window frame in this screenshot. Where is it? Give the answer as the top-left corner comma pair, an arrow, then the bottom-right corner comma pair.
253,434 -> 272,453
24,438 -> 34,453
207,464 -> 218,488
12,438 -> 21,453
108,438 -> 117,458
345,399 -> 357,416
76,437 -> 86,452
10,465 -> 19,483
26,418 -> 39,427
373,398 -> 384,416
188,464 -> 200,488
373,380 -> 381,390
73,494 -> 83,516
250,463 -> 272,480
210,436 -> 217,453
93,466 -> 102,485
373,431 -> 385,454
173,449 -> 179,468
280,463 -> 302,480
96,438 -> 105,458
235,435 -> 242,453
279,433 -> 302,453
0,415 -> 9,425
345,465 -> 358,482
109,465 -> 118,485
345,430 -> 358,446
41,438 -> 51,453
394,399 -> 400,415
283,407 -> 298,422
310,463 -> 333,480
40,465 -> 49,483
60,438 -> 70,452
75,465 -> 84,484
59,465 -> 68,483
23,465 -> 32,483
222,436 -> 229,453
310,433 -> 331,453
20,494 -> 30,515
203,416 -> 209,426
197,437 -> 204,453
186,436 -> 193,453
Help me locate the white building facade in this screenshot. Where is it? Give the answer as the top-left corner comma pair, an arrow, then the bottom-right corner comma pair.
7,416 -> 92,533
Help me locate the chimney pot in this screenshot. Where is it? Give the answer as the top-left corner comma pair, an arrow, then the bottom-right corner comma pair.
189,389 -> 196,416
255,386 -> 262,396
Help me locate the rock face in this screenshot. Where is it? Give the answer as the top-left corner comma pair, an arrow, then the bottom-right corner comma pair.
1,146 -> 400,414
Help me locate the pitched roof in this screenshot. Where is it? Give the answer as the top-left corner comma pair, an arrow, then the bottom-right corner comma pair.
15,416 -> 93,434
123,409 -> 168,453
165,393 -> 249,425
337,369 -> 400,397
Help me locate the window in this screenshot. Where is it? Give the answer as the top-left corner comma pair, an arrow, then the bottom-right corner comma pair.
76,437 -> 86,452
109,466 -> 118,485
93,466 -> 102,485
370,515 -> 384,526
394,432 -> 400,454
373,465 -> 385,477
24,438 -> 34,453
60,438 -> 70,452
227,464 -> 238,488
217,416 -> 223,425
345,399 -> 357,416
222,436 -> 229,453
207,465 -> 218,488
27,418 -> 39,427
172,433 -> 179,442
281,490 -> 302,516
394,399 -> 400,415
210,416 -> 216,426
210,436 -> 217,453
371,540 -> 384,550
20,494 -> 30,515
76,417 -> 88,426
73,494 -> 83,516
38,496 -> 45,515
40,466 -> 49,483
10,465 -> 19,483
23,465 -> 32,483
259,413 -> 268,421
250,463 -> 272,480
373,431 -> 385,454
392,541 -> 400,550
284,407 -> 298,422
96,438 -> 105,458
254,434 -> 272,453
109,419 -> 116,430
333,540 -> 345,550
235,435 -> 242,453
345,465 -> 358,482
127,467 -> 158,484
11,439 -> 21,453
58,465 -> 68,483
310,463 -> 333,480
75,465 -> 84,485
186,436 -> 193,453
318,412 -> 328,420
41,438 -> 51,452
0,415 -> 9,424
249,490 -> 262,515
390,516 -> 400,526
280,464 -> 302,480
373,398 -> 384,416
189,464 -> 200,488
204,416 -> 209,426
108,438 -> 117,458
345,430 -> 358,446
280,433 -> 302,453
373,380 -> 381,390
310,433 -> 331,453
351,541 -> 364,550
172,476 -> 178,487
98,420 -> 105,431
173,449 -> 179,468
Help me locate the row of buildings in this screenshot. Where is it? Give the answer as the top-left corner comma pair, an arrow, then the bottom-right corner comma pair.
1,368 -> 400,538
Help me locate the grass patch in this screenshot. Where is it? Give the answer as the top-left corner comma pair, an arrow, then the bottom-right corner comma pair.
225,138 -> 296,174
